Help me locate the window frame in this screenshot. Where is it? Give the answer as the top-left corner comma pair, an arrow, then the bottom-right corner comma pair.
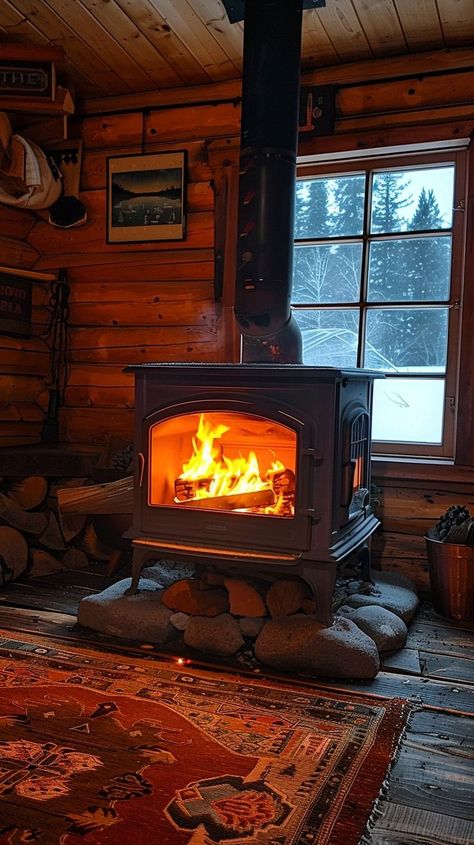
293,148 -> 468,461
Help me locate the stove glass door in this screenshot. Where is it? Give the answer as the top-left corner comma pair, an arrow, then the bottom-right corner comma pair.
149,411 -> 297,518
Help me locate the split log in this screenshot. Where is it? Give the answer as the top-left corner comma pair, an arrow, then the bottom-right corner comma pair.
30,548 -> 63,578
0,492 -> 48,534
177,488 -> 275,511
57,475 -> 133,514
8,476 -> 48,510
0,525 -> 28,584
49,478 -> 88,541
62,547 -> 90,571
38,512 -> 66,551
78,523 -> 113,561
59,510 -> 87,543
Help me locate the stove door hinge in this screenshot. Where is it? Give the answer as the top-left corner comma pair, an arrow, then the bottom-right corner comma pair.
302,507 -> 320,521
301,447 -> 323,464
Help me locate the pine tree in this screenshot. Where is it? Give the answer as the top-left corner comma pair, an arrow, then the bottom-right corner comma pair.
410,187 -> 445,231
407,187 -> 451,300
331,174 -> 365,237
369,172 -> 412,302
366,172 -> 413,369
294,178 -> 331,239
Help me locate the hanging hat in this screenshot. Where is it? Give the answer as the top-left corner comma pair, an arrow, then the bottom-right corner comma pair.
49,194 -> 87,228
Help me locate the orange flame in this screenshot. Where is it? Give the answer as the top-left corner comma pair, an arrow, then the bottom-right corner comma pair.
176,414 -> 290,514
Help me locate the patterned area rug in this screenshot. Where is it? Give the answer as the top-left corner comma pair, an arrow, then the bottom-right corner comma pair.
0,628 -> 411,845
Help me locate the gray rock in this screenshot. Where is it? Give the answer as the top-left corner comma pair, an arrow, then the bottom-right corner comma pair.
170,611 -> 191,631
373,570 -> 417,593
142,559 -> 196,587
343,579 -> 419,623
265,579 -> 309,617
77,577 -> 175,644
337,604 -> 407,652
239,616 -> 267,639
184,613 -> 245,656
255,615 -> 379,679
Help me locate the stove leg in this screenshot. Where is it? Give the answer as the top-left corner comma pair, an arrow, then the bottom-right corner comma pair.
358,543 -> 373,583
301,563 -> 337,627
125,545 -> 156,596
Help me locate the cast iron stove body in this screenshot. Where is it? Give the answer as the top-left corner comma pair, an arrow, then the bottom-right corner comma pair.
126,362 -> 381,624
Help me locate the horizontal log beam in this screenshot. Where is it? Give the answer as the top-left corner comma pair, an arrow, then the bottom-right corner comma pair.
81,47 -> 474,115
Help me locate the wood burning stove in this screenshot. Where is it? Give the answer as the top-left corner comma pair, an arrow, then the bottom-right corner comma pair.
125,1 -> 382,626
125,362 -> 381,624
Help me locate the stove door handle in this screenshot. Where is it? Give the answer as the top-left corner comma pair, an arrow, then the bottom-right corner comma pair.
138,451 -> 145,487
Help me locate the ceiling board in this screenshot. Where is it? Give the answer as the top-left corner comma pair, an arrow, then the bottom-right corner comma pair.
312,0 -> 373,63
351,0 -> 408,56
394,0 -> 444,51
0,0 -> 472,105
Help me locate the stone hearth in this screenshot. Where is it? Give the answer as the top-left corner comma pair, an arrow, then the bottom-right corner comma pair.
77,563 -> 419,680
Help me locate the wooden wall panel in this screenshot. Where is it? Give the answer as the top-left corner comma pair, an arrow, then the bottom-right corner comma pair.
0,236 -> 40,269
0,221 -> 51,448
371,473 -> 474,593
25,105 -> 224,450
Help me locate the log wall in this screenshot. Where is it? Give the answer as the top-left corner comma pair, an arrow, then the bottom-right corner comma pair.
0,206 -> 52,447
27,107 -> 239,445
1,48 -> 472,588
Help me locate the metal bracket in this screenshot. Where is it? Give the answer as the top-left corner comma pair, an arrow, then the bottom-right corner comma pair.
222,1 -> 325,24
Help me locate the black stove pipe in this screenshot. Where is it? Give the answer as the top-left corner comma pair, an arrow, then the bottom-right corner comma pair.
234,0 -> 303,363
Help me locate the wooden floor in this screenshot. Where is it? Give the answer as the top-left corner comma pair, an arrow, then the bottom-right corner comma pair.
0,568 -> 473,845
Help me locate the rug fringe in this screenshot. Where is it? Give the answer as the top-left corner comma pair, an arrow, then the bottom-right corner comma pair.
359,700 -> 422,845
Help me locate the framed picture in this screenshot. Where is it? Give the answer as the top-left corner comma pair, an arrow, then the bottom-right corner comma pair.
106,150 -> 187,243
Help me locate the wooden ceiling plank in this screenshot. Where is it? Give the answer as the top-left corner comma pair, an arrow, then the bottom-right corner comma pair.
301,9 -> 341,67
436,0 -> 474,43
394,0 -> 444,51
40,0 -> 158,92
113,0 -> 212,86
181,0 -> 243,69
144,0 -> 241,81
77,0 -> 183,89
351,0 -> 408,56
309,0 -> 373,63
0,2 -> 25,26
4,0 -> 134,96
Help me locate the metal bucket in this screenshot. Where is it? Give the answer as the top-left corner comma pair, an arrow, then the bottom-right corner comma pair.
425,536 -> 474,621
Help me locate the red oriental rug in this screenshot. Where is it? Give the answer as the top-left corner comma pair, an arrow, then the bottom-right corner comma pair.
0,628 -> 411,845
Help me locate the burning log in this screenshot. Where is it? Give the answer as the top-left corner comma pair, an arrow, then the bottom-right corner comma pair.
176,488 -> 275,511
266,467 -> 295,516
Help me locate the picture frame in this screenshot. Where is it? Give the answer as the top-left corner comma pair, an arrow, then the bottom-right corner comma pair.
106,150 -> 187,244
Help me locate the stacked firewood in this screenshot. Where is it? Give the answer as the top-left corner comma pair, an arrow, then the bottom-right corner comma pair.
0,474 -> 124,586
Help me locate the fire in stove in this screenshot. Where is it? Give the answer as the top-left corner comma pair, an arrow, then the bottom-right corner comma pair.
174,413 -> 295,516
148,410 -> 296,518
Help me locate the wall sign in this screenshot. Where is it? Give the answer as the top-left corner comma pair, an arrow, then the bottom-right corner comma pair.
0,270 -> 32,336
0,60 -> 55,99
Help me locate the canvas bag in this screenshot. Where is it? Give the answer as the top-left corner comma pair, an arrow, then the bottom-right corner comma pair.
0,131 -> 62,210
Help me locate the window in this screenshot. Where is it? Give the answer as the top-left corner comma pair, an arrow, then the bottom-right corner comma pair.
292,150 -> 467,459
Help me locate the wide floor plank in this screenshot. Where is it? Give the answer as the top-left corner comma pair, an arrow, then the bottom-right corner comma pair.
366,803 -> 474,845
